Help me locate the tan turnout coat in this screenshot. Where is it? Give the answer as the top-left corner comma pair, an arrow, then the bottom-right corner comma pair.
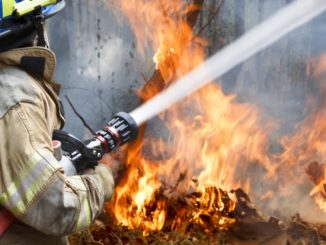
0,47 -> 114,244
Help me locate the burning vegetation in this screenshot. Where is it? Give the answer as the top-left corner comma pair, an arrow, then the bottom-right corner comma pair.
70,0 -> 326,244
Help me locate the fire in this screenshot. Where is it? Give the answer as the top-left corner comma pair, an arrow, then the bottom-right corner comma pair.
153,47 -> 176,69
107,0 -> 270,233
108,81 -> 270,233
105,0 -> 326,235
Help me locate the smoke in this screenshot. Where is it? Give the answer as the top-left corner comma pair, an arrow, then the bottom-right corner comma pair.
49,0 -> 326,223
215,1 -> 326,221
117,0 -> 326,222
220,2 -> 326,128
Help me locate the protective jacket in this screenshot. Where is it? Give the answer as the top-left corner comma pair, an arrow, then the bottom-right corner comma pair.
0,47 -> 114,244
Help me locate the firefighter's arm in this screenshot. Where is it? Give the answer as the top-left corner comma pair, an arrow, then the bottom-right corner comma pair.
0,101 -> 114,236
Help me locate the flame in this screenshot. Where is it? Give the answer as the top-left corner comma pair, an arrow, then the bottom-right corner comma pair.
105,0 -> 326,234
106,0 -> 271,233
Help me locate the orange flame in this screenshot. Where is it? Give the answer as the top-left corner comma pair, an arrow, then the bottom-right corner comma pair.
105,0 -> 326,234
106,0 -> 271,233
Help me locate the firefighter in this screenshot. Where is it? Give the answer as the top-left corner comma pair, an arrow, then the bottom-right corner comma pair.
0,0 -> 117,244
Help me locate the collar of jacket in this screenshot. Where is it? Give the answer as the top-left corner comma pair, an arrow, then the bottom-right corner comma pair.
0,47 -> 56,81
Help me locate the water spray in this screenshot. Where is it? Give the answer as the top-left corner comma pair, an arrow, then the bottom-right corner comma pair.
54,0 -> 326,174
129,0 -> 326,126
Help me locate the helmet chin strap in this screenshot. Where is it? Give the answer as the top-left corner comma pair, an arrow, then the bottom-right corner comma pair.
31,8 -> 48,47
36,22 -> 47,47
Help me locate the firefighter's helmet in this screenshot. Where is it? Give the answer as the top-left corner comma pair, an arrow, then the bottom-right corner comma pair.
0,0 -> 65,51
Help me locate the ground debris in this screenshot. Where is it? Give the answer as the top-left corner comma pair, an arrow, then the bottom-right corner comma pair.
69,224 -> 231,245
286,214 -> 326,245
68,188 -> 326,244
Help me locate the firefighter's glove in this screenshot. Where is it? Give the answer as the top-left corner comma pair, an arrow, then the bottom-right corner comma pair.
94,164 -> 115,201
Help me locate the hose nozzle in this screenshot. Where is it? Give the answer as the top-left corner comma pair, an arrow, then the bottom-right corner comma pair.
96,112 -> 138,153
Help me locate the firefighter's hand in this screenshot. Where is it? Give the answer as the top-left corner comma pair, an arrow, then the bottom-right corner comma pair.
94,164 -> 114,201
